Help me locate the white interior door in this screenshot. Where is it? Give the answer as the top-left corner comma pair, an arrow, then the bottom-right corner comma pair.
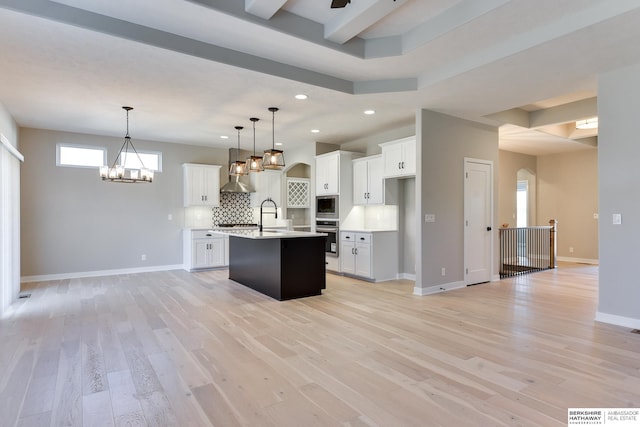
464,159 -> 493,285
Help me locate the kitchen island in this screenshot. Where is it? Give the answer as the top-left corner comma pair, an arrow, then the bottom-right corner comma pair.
227,230 -> 327,301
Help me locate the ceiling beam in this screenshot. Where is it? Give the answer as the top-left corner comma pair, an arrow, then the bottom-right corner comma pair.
403,0 -> 510,54
324,0 -> 408,44
244,0 -> 287,20
529,97 -> 597,128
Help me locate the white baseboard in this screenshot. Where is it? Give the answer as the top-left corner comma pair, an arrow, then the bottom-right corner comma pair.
595,311 -> 640,330
413,280 -> 466,296
21,264 -> 184,283
397,273 -> 416,281
491,274 -> 500,282
557,256 -> 599,265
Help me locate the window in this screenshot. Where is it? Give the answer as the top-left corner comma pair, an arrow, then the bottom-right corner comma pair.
118,150 -> 162,172
57,144 -> 106,168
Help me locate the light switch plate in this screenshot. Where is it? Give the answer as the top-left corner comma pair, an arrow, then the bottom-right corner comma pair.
613,213 -> 622,225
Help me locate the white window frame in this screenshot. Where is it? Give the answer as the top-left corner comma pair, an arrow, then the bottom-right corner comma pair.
118,150 -> 163,173
56,143 -> 107,169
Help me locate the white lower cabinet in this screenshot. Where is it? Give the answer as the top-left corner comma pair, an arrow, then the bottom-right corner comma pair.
340,231 -> 398,281
183,229 -> 226,271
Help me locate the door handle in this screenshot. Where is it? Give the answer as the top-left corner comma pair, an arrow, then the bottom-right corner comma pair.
486,226 -> 492,231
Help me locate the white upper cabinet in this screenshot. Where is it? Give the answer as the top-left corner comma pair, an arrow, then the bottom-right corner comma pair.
315,152 -> 340,195
250,169 -> 282,207
353,155 -> 384,205
380,136 -> 416,178
183,164 -> 221,207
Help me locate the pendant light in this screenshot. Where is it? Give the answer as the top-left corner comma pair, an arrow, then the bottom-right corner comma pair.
262,107 -> 285,170
229,126 -> 248,176
246,117 -> 264,172
99,106 -> 153,183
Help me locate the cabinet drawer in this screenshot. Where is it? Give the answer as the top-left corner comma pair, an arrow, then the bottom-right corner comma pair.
191,230 -> 219,239
355,233 -> 371,243
341,231 -> 356,242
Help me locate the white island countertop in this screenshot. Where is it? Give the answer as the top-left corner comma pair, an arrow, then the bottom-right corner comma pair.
215,230 -> 326,239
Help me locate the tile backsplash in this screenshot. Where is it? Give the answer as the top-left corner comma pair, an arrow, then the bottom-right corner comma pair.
212,193 -> 253,225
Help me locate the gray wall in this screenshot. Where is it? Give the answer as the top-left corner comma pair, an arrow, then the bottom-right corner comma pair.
498,150 -> 537,228
598,62 -> 640,323
416,109 -> 499,291
537,149 -> 598,260
398,177 -> 416,275
20,127 -> 227,277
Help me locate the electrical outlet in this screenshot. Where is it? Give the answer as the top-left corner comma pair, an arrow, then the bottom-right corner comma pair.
141,254 -> 147,261
425,214 -> 436,223
593,213 -> 599,219
441,267 -> 446,276
613,213 -> 622,225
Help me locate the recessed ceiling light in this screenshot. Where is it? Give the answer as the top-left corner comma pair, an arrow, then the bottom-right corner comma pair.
311,129 -> 320,133
295,94 -> 308,100
220,135 -> 229,139
364,109 -> 376,115
275,142 -> 283,146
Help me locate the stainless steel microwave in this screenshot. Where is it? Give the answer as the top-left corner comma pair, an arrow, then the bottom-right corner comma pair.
316,195 -> 339,219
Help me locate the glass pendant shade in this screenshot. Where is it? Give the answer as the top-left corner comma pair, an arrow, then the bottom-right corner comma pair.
230,125 -> 248,176
246,117 -> 264,172
262,107 -> 285,170
99,106 -> 153,183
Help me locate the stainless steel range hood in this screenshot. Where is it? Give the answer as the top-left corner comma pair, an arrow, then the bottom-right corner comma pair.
220,175 -> 254,193
220,148 -> 255,193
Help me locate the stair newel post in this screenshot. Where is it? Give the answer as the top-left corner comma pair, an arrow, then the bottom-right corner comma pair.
549,219 -> 558,269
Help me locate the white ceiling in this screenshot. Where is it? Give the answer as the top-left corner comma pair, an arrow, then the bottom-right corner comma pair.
1,0 -> 639,155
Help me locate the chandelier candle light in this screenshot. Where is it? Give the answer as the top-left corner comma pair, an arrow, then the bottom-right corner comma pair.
246,117 -> 264,173
262,107 -> 285,170
230,126 -> 248,176
99,106 -> 153,183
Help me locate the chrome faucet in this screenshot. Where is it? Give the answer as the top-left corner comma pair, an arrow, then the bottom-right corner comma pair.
259,197 -> 278,232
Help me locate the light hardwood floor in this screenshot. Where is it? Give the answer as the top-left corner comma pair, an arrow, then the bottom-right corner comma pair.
1,263 -> 639,426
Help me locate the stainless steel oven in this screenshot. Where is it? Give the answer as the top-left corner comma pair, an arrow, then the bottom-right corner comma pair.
316,195 -> 339,219
316,220 -> 338,257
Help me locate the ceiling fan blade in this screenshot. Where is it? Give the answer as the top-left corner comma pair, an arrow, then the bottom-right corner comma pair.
331,0 -> 351,8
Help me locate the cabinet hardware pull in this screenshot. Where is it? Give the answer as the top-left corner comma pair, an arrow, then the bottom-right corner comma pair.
398,161 -> 401,170
401,161 -> 405,169
355,248 -> 358,255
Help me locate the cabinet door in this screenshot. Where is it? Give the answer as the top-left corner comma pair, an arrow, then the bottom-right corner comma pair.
184,166 -> 204,206
266,170 -> 282,207
366,156 -> 384,204
355,242 -> 371,278
340,242 -> 355,274
401,139 -> 416,176
352,160 -> 368,205
192,240 -> 211,269
202,166 -> 220,206
316,154 -> 339,195
382,144 -> 404,178
209,238 -> 225,267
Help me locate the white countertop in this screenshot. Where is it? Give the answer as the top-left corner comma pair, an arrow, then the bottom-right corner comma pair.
219,230 -> 327,239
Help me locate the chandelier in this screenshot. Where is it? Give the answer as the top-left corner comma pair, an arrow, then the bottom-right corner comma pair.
262,107 -> 285,170
99,106 -> 153,183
